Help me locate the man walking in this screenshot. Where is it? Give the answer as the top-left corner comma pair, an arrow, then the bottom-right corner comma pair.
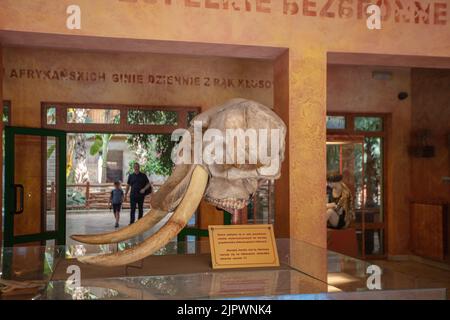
125,163 -> 152,224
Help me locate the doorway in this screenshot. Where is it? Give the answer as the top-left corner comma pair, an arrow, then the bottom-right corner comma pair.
326,114 -> 386,259
42,102 -> 200,244
3,127 -> 66,247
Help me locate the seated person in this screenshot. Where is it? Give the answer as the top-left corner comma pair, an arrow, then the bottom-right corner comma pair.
326,172 -> 354,229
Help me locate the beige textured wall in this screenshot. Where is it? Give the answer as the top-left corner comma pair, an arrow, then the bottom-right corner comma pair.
1,0 -> 450,279
289,48 -> 328,249
1,1 -> 449,57
2,46 -> 274,250
3,47 -> 273,127
327,65 -> 412,255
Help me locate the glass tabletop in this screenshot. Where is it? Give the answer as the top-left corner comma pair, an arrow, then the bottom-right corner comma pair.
0,239 -> 447,300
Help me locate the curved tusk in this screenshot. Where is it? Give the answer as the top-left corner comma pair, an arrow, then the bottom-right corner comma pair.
71,208 -> 168,244
77,166 -> 208,267
71,164 -> 195,245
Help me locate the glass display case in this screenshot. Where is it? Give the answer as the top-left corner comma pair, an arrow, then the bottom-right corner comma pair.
0,239 -> 447,300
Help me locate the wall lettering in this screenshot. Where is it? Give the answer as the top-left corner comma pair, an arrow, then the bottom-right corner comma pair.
7,68 -> 272,90
117,0 -> 447,26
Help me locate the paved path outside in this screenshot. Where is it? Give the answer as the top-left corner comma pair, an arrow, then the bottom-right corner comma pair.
48,210 -> 170,245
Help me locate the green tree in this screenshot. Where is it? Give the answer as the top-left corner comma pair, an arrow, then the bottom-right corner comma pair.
89,111 -> 120,182
126,134 -> 175,176
354,117 -> 382,208
68,109 -> 90,183
126,110 -> 185,177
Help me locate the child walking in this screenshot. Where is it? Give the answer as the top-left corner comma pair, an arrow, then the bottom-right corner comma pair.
110,181 -> 124,228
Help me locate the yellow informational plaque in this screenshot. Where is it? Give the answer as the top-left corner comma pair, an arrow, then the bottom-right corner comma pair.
208,224 -> 279,269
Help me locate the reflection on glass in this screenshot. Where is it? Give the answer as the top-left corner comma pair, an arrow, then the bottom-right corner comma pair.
67,108 -> 120,124
365,229 -> 384,255
327,142 -> 364,211
3,103 -> 10,124
248,179 -> 274,224
326,136 -> 384,257
327,137 -> 383,222
187,213 -> 196,227
127,110 -> 178,125
354,117 -> 383,131
3,103 -> 9,214
70,245 -> 87,258
3,240 -> 443,300
46,137 -> 57,232
326,116 -> 346,129
64,284 -> 120,300
187,236 -> 196,254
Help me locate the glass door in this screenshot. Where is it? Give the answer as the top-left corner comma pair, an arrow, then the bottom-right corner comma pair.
4,127 -> 66,247
327,114 -> 386,259
327,135 -> 385,258
327,138 -> 365,257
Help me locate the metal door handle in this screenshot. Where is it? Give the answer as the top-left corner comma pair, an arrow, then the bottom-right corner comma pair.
13,184 -> 24,215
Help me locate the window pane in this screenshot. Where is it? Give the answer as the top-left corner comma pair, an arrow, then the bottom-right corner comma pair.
45,137 -> 57,232
127,110 -> 178,125
187,236 -> 197,254
356,229 -> 363,257
365,229 -> 384,256
354,117 -> 383,131
187,214 -> 196,227
46,107 -> 56,125
67,108 -> 120,124
3,103 -> 9,124
326,116 -> 346,129
363,137 -> 383,222
326,145 -> 340,172
187,111 -> 198,124
327,141 -> 365,221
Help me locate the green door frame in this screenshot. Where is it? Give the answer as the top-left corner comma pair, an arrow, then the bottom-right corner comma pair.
4,126 -> 67,247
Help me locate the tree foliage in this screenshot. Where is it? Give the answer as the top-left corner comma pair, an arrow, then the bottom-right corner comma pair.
126,134 -> 175,176
89,113 -> 120,182
126,110 -> 186,177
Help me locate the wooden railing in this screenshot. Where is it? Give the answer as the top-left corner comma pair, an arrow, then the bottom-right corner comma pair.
47,182 -> 162,210
46,180 -> 274,222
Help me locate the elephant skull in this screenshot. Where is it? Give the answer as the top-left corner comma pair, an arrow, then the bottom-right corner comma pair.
72,98 -> 286,267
